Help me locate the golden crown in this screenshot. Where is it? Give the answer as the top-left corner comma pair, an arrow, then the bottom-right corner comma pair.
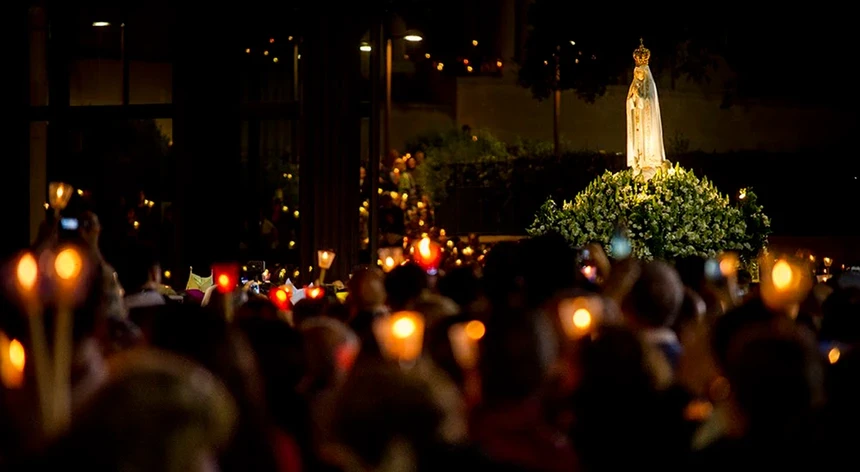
633,38 -> 650,66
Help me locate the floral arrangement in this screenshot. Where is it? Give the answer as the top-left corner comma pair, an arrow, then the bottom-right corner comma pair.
528,164 -> 770,261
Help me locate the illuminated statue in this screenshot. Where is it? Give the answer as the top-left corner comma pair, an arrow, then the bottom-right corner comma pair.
626,39 -> 666,180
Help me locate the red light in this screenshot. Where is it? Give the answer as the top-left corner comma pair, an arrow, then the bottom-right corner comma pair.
270,286 -> 291,310
413,237 -> 442,271
211,263 -> 239,294
307,287 -> 323,299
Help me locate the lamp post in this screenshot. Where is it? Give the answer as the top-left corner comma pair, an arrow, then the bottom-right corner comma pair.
92,18 -> 128,105
383,30 -> 422,163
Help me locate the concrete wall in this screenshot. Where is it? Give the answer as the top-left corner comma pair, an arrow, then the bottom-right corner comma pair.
455,76 -> 855,153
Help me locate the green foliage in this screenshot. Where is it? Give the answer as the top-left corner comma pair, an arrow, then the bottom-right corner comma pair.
528,164 -> 770,261
406,128 -> 513,204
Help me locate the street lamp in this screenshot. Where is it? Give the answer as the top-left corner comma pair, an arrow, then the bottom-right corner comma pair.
384,29 -> 423,163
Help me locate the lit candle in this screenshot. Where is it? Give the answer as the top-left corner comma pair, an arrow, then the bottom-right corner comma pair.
558,296 -> 603,340
52,246 -> 84,433
448,320 -> 485,369
212,263 -> 239,322
48,182 -> 74,215
378,247 -> 405,273
0,334 -> 25,389
413,237 -> 441,273
15,252 -> 52,428
317,250 -> 336,285
373,311 -> 425,365
760,253 -> 812,316
269,285 -> 292,312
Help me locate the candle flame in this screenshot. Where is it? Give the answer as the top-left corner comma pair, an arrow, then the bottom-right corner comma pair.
464,320 -> 485,340
56,187 -> 64,198
573,308 -> 592,329
772,260 -> 793,291
384,256 -> 395,269
418,238 -> 432,259
217,274 -> 231,289
828,347 -> 840,364
8,339 -> 25,372
16,253 -> 38,291
392,316 -> 416,339
54,248 -> 82,281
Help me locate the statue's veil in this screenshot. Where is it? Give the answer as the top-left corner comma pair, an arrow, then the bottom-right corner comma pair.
626,62 -> 666,170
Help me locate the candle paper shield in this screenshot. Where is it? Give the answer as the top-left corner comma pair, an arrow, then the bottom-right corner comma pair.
318,250 -> 335,270
558,296 -> 603,340
373,311 -> 425,363
413,237 -> 441,272
378,247 -> 405,273
269,285 -> 292,311
48,182 -> 74,211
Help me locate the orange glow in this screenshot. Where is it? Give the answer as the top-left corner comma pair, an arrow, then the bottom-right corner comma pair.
54,248 -> 82,281
392,316 -> 417,339
559,297 -> 602,339
1,335 -> 25,388
217,274 -> 230,289
8,339 -> 24,372
270,286 -> 291,310
573,309 -> 592,329
828,347 -> 840,364
307,287 -> 323,299
464,320 -> 485,340
581,265 -> 597,281
374,311 -> 425,362
414,237 -> 442,271
16,253 -> 38,292
419,238 -> 432,259
212,263 -> 239,294
772,261 -> 793,291
719,253 -> 739,277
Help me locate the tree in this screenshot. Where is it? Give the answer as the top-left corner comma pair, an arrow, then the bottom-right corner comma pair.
517,5 -> 853,109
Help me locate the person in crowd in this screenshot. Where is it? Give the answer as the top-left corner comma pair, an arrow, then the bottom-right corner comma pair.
623,260 -> 685,370
16,350 -> 236,472
384,263 -> 429,312
692,316 -> 826,470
